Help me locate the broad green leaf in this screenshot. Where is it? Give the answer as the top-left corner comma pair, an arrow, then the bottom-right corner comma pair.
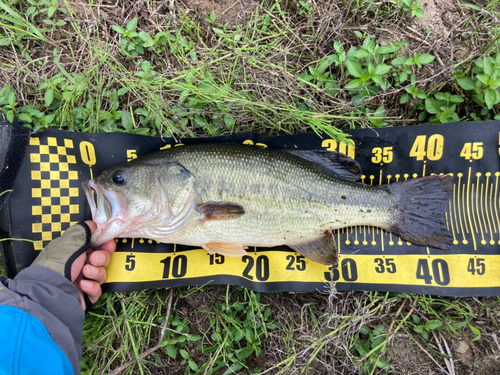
117,87 -> 129,96
141,61 -> 151,72
476,74 -> 490,85
414,8 -> 425,18
47,6 -> 56,18
440,105 -> 457,120
138,31 -> 152,42
121,110 -> 133,131
391,56 -> 406,67
224,114 -> 235,129
417,54 -> 435,64
44,89 -> 54,107
456,77 -> 475,90
179,349 -> 190,360
435,92 -> 447,100
354,49 -> 371,59
236,347 -> 254,360
377,45 -> 395,55
126,18 -> 138,31
185,69 -> 195,84
404,57 -> 414,65
345,59 -> 362,77
374,64 -> 390,75
482,57 -> 493,76
417,91 -> 428,99
400,93 -> 410,104
367,63 -> 375,75
165,344 -> 177,359
212,27 -> 224,36
425,320 -> 443,331
449,95 -> 464,103
8,91 -> 15,106
425,98 -> 441,114
413,326 -> 424,333
18,113 -> 32,123
345,79 -> 361,89
485,88 -> 497,109
188,360 -> 199,371
194,114 -> 208,127
7,110 -> 14,123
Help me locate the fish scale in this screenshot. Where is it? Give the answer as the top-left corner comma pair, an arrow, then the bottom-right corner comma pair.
133,145 -> 394,246
84,143 -> 453,265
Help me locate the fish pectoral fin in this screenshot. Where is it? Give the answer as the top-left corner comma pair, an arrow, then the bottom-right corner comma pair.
202,242 -> 248,257
198,201 -> 245,221
288,233 -> 338,265
286,150 -> 362,182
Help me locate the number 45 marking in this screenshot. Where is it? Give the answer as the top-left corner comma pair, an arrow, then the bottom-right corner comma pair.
467,258 -> 485,275
460,142 -> 483,160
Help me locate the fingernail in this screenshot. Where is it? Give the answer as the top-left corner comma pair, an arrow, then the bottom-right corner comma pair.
94,253 -> 105,265
85,265 -> 98,276
81,279 -> 93,289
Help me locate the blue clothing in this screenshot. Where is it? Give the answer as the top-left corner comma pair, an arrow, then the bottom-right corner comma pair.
0,305 -> 73,375
0,266 -> 84,375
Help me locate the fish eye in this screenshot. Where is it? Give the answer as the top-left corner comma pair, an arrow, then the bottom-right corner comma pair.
112,171 -> 127,186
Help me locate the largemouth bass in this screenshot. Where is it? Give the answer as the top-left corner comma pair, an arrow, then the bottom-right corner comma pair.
83,143 -> 453,265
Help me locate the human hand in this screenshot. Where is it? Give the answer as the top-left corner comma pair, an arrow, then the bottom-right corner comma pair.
70,221 -> 116,310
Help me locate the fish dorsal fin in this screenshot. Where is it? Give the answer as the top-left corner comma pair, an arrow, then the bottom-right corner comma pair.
198,201 -> 245,221
202,242 -> 248,256
287,150 -> 362,182
288,233 -> 338,265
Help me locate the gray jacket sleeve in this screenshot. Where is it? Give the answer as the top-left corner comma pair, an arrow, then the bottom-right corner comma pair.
0,265 -> 84,375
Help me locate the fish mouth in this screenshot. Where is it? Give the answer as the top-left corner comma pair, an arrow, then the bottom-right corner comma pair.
82,179 -> 128,247
83,180 -> 112,224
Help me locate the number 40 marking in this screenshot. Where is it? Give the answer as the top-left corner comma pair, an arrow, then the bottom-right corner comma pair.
409,134 -> 444,161
416,258 -> 450,286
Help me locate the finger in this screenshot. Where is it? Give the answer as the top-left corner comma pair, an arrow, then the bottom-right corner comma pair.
98,238 -> 117,253
83,264 -> 107,285
70,252 -> 87,283
80,279 -> 102,304
89,250 -> 111,267
84,220 -> 97,234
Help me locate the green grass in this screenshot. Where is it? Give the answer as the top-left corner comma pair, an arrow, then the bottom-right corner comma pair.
1,0 -> 500,374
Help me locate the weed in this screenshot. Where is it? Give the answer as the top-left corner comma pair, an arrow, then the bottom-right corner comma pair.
354,325 -> 393,373
198,287 -> 278,374
158,314 -> 202,372
456,54 -> 500,113
394,0 -> 425,19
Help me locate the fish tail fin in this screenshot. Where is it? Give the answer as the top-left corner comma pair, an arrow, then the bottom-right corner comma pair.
387,175 -> 453,250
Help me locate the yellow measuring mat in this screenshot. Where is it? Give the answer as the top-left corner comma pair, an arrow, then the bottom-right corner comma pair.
1,120 -> 499,296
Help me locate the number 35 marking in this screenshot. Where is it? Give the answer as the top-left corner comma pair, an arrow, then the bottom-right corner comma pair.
371,147 -> 393,164
374,258 -> 396,273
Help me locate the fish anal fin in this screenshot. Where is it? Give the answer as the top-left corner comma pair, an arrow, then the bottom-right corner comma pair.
202,242 -> 248,257
287,150 -> 361,182
198,201 -> 245,221
288,233 -> 338,265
